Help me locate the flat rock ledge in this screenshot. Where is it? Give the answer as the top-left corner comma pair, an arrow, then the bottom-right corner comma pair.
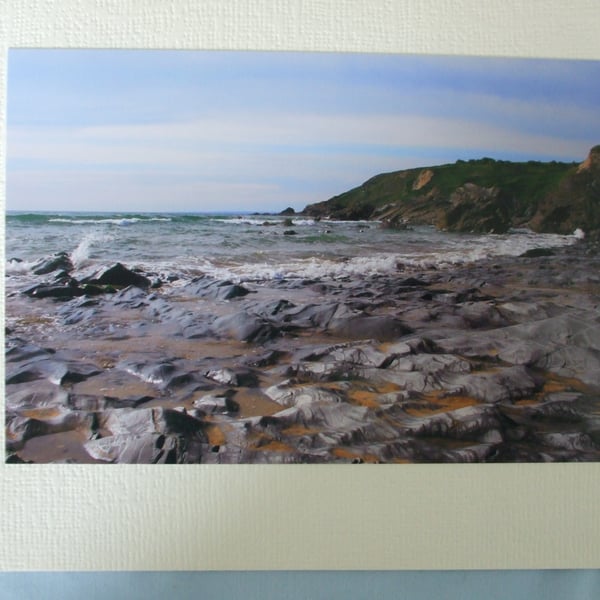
5,242 -> 600,463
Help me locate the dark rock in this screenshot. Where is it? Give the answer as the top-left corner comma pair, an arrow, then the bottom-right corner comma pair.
185,277 -> 250,300
205,367 -> 259,387
211,312 -> 280,343
117,360 -> 197,390
328,314 -> 413,341
520,248 -> 556,258
98,407 -> 205,437
33,252 -> 74,275
84,407 -> 208,463
193,393 -> 240,414
111,286 -> 149,307
6,410 -> 94,452
5,354 -> 100,386
245,349 -> 289,367
84,432 -> 203,464
84,263 -> 151,289
404,404 -> 503,442
24,284 -> 85,300
448,366 -> 541,403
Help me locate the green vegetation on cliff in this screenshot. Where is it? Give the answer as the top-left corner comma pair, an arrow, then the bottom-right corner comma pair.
303,147 -> 600,234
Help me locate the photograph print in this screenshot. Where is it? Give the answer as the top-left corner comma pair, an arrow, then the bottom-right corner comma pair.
5,49 -> 600,464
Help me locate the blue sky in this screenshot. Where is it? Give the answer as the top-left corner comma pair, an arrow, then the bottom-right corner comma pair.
6,49 -> 600,213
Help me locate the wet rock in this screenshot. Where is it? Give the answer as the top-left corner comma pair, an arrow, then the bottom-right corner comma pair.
537,432 -> 596,452
6,409 -> 94,452
185,276 -> 250,300
211,312 -> 279,343
84,407 -> 208,463
24,284 -> 85,300
83,263 -> 151,289
33,252 -> 74,275
498,394 -> 585,424
328,314 -> 413,341
193,393 -> 240,414
245,349 -> 289,367
385,353 -> 471,376
264,382 -> 345,408
205,368 -> 239,386
520,248 -> 556,258
281,303 -> 340,329
84,432 -> 201,463
403,404 -> 503,442
457,302 -> 507,329
67,393 -> 152,411
98,407 -> 204,437
118,360 -> 197,390
448,365 -> 540,403
111,286 -> 149,306
205,367 -> 259,387
6,342 -> 55,364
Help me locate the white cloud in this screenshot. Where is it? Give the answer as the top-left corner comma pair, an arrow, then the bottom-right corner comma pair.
8,88 -> 598,212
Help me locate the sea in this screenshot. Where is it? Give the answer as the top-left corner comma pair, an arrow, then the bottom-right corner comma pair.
4,211 -> 584,289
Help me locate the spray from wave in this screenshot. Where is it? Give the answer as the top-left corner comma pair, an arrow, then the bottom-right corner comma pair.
70,231 -> 114,268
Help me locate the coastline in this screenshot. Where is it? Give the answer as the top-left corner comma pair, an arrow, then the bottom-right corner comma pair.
5,235 -> 600,464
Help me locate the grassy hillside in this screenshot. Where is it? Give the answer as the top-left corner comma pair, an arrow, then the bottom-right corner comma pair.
302,150 -> 600,234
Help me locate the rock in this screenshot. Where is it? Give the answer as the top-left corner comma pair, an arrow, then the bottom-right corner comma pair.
5,380 -> 70,412
6,409 -> 94,452
537,432 -> 596,452
264,382 -> 345,408
447,366 -> 541,403
23,284 -> 85,300
279,207 -> 296,216
84,433 -> 200,464
193,393 -> 240,414
205,368 -> 239,386
111,286 -> 149,306
328,314 -> 413,341
32,252 -> 74,275
185,276 -> 250,300
403,404 -> 503,442
520,248 -> 556,258
211,312 -> 279,343
83,263 -> 151,289
84,407 -> 209,463
6,356 -> 101,385
245,349 -> 289,367
98,407 -> 205,437
204,367 -> 259,387
118,360 -> 198,390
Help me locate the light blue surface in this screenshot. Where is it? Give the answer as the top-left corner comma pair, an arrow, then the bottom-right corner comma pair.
0,571 -> 598,600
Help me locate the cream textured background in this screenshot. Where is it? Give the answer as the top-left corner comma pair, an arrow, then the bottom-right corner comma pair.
1,0 -> 600,571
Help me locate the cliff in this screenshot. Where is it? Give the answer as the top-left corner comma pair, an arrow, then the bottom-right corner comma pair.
302,146 -> 600,234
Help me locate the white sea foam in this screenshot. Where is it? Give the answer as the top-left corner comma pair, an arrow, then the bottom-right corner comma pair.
5,258 -> 39,275
180,229 -> 580,283
213,216 -> 317,226
49,217 -> 171,225
6,212 -> 583,288
70,231 -> 115,268
123,367 -> 165,386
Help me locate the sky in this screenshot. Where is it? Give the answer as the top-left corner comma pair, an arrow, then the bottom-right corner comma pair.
6,49 -> 600,213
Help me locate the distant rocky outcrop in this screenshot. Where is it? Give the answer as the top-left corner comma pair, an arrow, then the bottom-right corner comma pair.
302,146 -> 600,234
528,145 -> 600,233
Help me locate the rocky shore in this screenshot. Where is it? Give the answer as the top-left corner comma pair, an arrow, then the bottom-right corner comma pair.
5,239 -> 600,463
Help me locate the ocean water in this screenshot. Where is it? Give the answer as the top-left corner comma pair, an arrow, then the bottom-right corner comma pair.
5,211 -> 582,287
